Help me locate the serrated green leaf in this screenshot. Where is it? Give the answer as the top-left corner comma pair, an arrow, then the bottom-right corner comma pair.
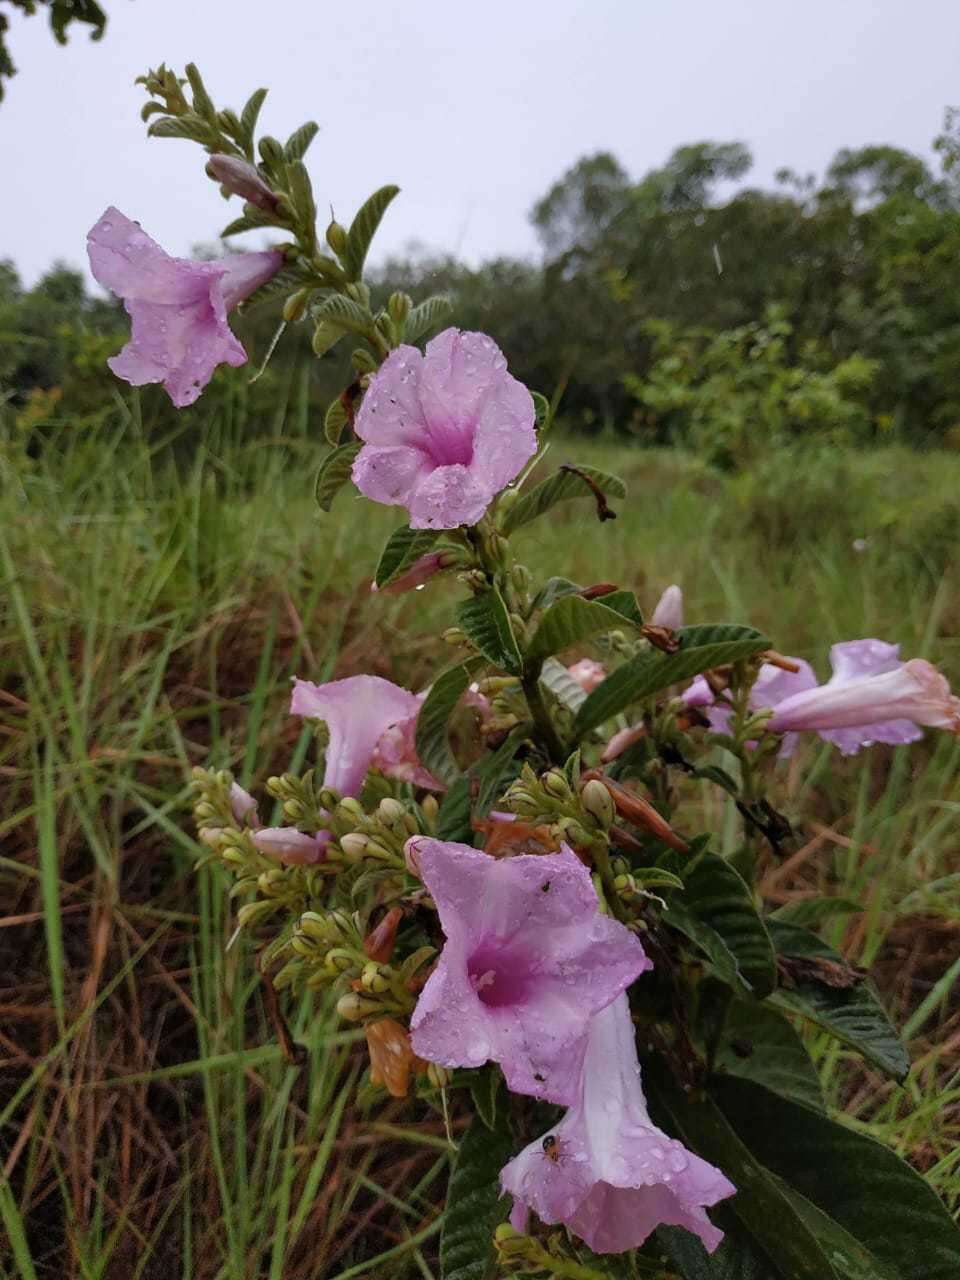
457,589 -> 522,675
405,295 -> 454,344
314,442 -> 361,512
314,293 -> 372,338
148,115 -> 216,144
715,1077 -> 960,1280
574,624 -> 770,735
284,120 -> 319,162
501,465 -> 628,537
375,527 -> 440,589
344,184 -> 400,280
311,320 -> 343,358
646,1063 -> 838,1280
768,921 -> 909,1080
241,265 -> 311,311
540,656 -> 588,714
526,594 -> 639,662
440,1110 -> 514,1280
240,87 -> 268,145
664,851 -> 776,996
323,396 -> 350,447
710,994 -> 824,1112
415,663 -> 476,788
530,577 -> 582,610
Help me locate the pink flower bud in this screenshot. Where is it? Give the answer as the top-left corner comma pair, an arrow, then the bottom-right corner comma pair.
229,782 -> 259,827
371,552 -> 452,595
567,658 -> 607,693
651,584 -> 683,630
206,154 -> 279,212
252,827 -> 328,865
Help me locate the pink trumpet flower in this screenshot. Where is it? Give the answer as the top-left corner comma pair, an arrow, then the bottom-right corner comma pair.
87,207 -> 282,408
408,839 -> 650,1105
290,675 -> 442,796
501,993 -> 735,1255
229,782 -> 260,826
352,329 -> 537,529
567,658 -> 607,693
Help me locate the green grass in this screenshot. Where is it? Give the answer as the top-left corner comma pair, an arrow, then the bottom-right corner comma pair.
1,401 -> 958,1276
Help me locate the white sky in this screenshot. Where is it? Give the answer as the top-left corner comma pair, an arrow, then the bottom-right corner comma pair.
3,0 -> 960,286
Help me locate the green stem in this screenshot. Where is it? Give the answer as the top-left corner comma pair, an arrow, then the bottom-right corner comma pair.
521,660 -> 566,764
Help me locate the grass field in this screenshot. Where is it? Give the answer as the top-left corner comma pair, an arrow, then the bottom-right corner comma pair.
1,393 -> 959,1277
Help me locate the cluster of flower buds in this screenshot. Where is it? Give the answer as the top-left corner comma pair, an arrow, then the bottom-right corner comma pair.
502,764 -> 614,855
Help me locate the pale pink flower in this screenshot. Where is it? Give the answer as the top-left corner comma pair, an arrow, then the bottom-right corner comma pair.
767,642 -> 959,752
601,724 -> 646,763
651,584 -> 683,630
352,329 -> 537,529
683,660 -> 818,757
409,839 -> 650,1105
252,827 -> 327,865
501,994 -> 734,1255
567,658 -> 607,693
87,207 -> 282,408
291,675 -> 441,796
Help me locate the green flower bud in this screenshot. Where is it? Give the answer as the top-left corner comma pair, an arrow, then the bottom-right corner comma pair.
339,833 -> 369,862
337,797 -> 365,822
581,778 -> 616,828
298,912 -> 333,942
361,962 -> 390,994
326,220 -> 348,255
511,563 -> 531,593
442,627 -> 467,646
336,993 -> 379,1022
387,291 -> 412,325
325,948 -> 356,973
377,798 -> 406,826
282,288 -> 311,324
543,769 -> 570,799
282,798 -> 306,821
426,1062 -> 450,1088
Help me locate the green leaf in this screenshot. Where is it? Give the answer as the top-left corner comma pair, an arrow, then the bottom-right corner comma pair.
526,595 -> 639,662
474,723 -> 531,817
286,159 -> 317,226
540,656 -> 588,714
658,1215 -> 776,1280
694,763 -> 741,797
315,293 -> 372,337
768,921 -> 909,1080
466,1065 -> 501,1131
185,63 -> 216,122
774,1181 -> 899,1280
710,995 -> 824,1112
574,624 -> 770,735
501,465 -> 628,537
436,776 -> 473,843
715,1077 -> 960,1280
770,897 -> 864,927
148,115 -> 216,144
314,442 -> 361,512
344,184 -> 400,280
220,213 -> 270,237
375,527 -> 440,589
406,295 -> 454,344
440,1109 -> 515,1280
646,1063 -> 839,1280
323,396 -> 350,447
456,589 -> 522,675
284,120 -> 319,161
597,588 -> 644,625
664,851 -> 776,996
415,663 -> 476,788
531,390 -> 551,427
530,577 -> 582,610
240,87 -> 268,145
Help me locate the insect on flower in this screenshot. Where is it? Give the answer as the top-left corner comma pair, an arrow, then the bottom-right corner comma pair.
541,1134 -> 564,1164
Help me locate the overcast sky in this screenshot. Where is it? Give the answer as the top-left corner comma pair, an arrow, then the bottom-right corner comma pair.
3,0 -> 960,286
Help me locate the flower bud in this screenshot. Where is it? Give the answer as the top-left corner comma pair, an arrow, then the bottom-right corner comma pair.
420,794 -> 439,828
339,832 -> 369,862
236,900 -> 275,928
351,348 -> 378,374
324,948 -> 356,973
206,154 -> 279,211
581,778 -> 616,828
298,911 -> 333,942
442,627 -> 467,646
511,564 -> 531,593
404,835 -> 425,878
193,800 -> 216,820
326,220 -> 348,256
361,962 -> 390,994
387,292 -> 411,326
282,798 -> 306,821
336,993 -> 379,1022
426,1062 -> 450,1088
364,906 -> 404,963
542,769 -> 570,799
257,136 -> 285,168
282,289 -> 311,324
494,1223 -> 519,1243
377,798 -> 407,826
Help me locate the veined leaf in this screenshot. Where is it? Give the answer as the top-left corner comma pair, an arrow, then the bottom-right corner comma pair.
526,594 -> 639,662
474,723 -> 531,817
574,624 -> 770,735
664,851 -> 776,997
530,577 -> 582,610
406,295 -> 453,344
456,589 -> 522,675
415,663 -> 477,787
436,775 -> 473,843
323,396 -> 350,447
597,589 -> 644,625
716,1077 -> 960,1280
768,921 -> 909,1080
646,1063 -> 839,1280
314,293 -> 372,337
501,465 -> 627,537
284,120 -> 319,162
375,527 -> 440,589
709,994 -> 824,1112
344,184 -> 400,280
314,442 -> 360,511
540,656 -> 588,714
148,115 -> 215,144
770,897 -> 864,927
440,1110 -> 515,1280
240,87 -> 268,145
